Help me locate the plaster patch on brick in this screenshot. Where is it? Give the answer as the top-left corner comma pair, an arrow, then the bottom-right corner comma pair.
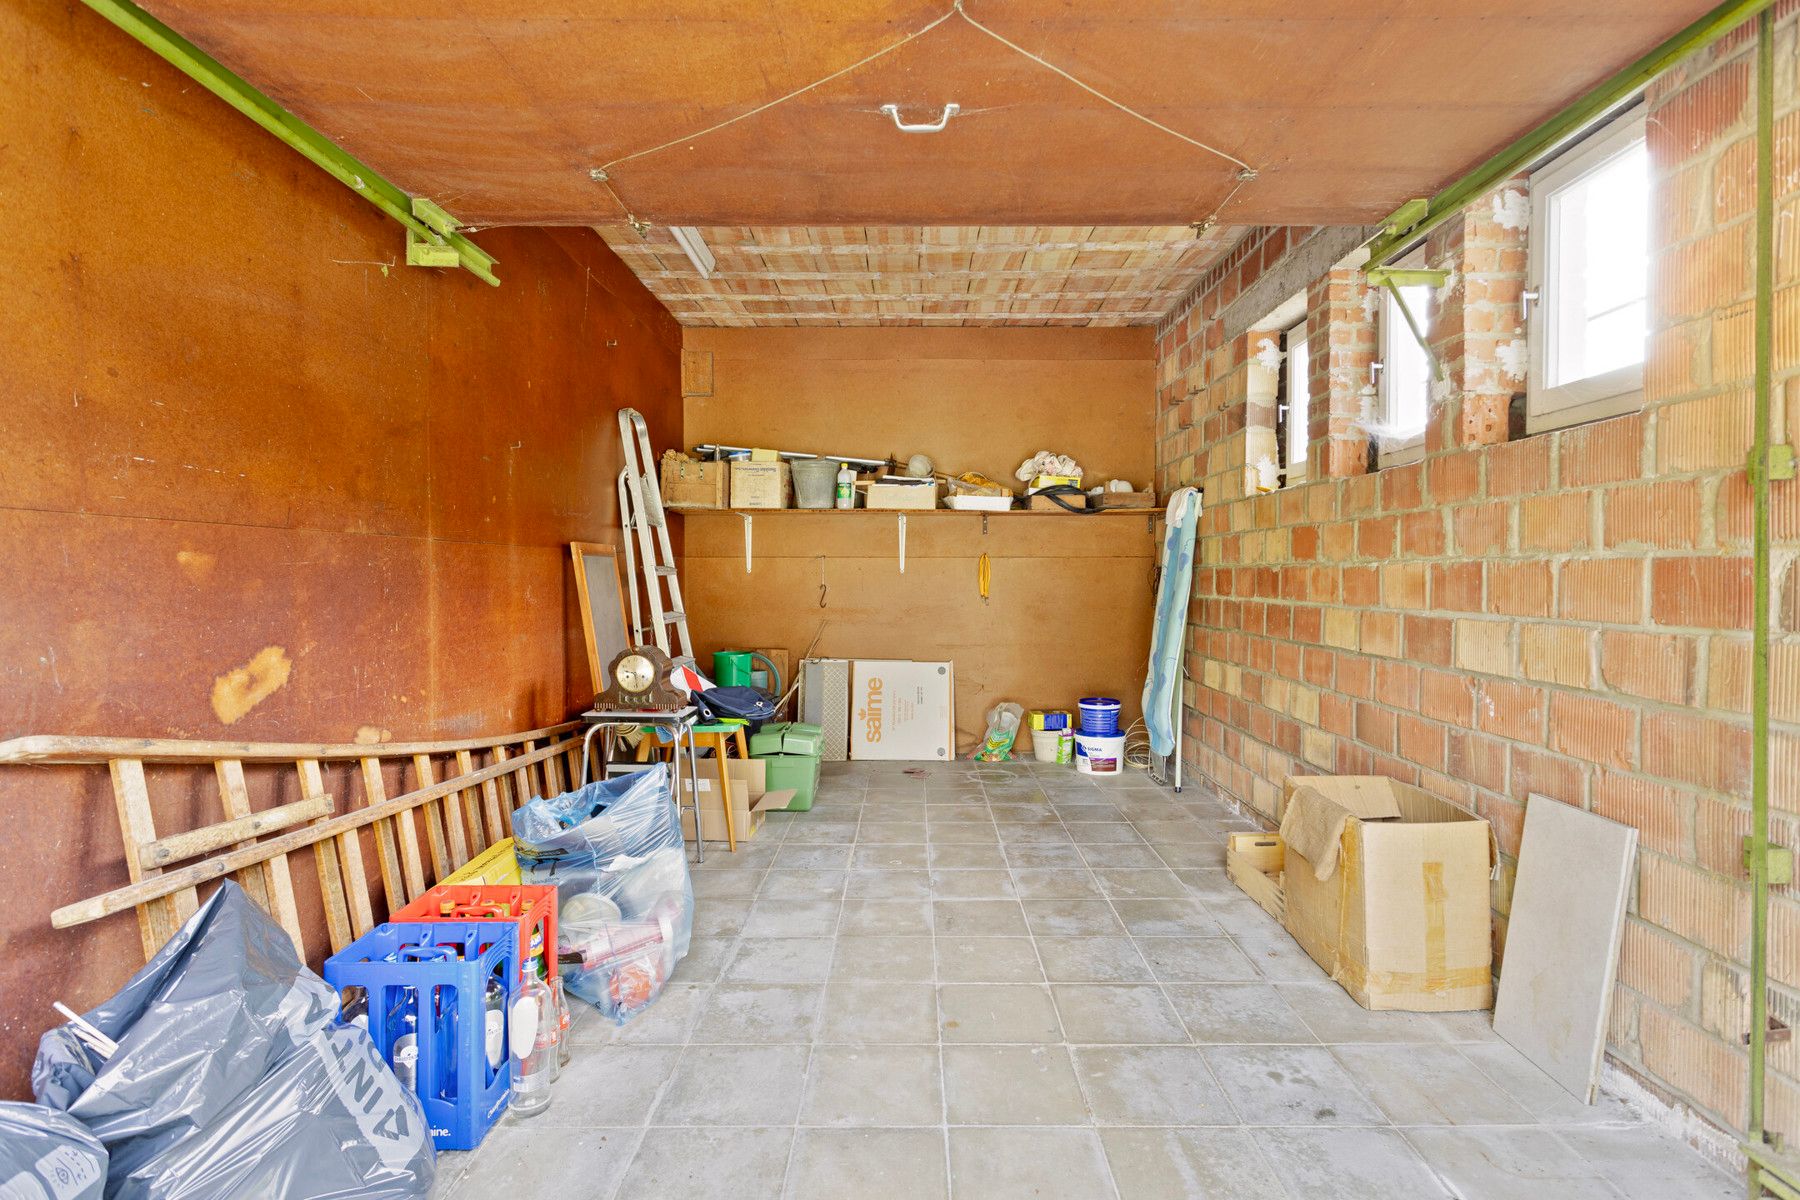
1497,337 -> 1530,381
1492,187 -> 1530,230
1360,287 -> 1380,320
1252,335 -> 1283,373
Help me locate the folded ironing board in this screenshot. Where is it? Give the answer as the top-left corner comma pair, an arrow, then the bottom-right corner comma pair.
1143,487 -> 1202,763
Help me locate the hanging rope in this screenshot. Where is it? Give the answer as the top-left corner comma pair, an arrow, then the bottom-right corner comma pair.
591,0 -> 1258,229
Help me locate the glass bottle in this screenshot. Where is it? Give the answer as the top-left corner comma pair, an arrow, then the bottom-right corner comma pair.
508,972 -> 556,1117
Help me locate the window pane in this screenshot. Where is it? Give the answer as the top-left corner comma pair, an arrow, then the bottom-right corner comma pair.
1285,323 -> 1309,468
1385,284 -> 1431,436
1548,138 -> 1647,386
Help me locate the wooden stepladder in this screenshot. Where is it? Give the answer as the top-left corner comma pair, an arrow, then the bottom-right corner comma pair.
617,407 -> 695,666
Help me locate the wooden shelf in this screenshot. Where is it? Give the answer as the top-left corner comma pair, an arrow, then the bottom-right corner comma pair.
669,507 -> 1156,517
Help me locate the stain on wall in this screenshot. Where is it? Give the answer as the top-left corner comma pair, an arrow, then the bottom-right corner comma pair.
0,0 -> 681,1095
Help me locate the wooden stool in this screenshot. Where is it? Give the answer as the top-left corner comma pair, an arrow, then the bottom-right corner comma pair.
638,721 -> 750,851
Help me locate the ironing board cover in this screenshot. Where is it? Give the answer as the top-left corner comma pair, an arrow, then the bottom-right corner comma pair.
1143,487 -> 1202,757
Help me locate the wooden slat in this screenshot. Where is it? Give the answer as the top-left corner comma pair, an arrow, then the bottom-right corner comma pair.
491,745 -> 516,839
0,722 -> 583,766
437,754 -> 471,868
110,759 -> 195,958
358,758 -> 408,910
519,739 -> 543,806
53,737 -> 578,930
214,760 -> 302,951
141,794 -> 333,868
454,750 -> 490,854
297,759 -> 360,948
411,755 -> 451,882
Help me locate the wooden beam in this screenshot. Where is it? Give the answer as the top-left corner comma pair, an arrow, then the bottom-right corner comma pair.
0,722 -> 581,766
139,794 -> 333,867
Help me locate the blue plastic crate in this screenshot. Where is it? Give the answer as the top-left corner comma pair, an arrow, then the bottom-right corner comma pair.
324,920 -> 517,1150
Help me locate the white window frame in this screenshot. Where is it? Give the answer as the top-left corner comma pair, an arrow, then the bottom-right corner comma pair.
1526,111 -> 1648,433
1377,248 -> 1431,467
1282,318 -> 1310,482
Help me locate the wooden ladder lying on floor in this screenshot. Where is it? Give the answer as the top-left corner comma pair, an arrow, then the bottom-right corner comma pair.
0,723 -> 588,963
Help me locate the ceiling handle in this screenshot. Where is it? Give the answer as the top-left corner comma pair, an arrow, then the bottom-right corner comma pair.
880,103 -> 960,133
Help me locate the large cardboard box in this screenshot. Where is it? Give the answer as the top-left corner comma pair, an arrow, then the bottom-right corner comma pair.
660,457 -> 727,509
848,660 -> 954,760
1278,776 -> 1497,1012
730,461 -> 791,509
679,759 -> 795,842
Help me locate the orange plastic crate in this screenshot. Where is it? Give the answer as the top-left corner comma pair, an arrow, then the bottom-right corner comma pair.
392,884 -> 557,980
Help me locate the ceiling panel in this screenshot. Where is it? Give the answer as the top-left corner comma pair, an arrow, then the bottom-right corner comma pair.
136,0 -> 1718,228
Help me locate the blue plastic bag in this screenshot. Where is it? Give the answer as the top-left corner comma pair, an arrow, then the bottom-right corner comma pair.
513,767 -> 693,1023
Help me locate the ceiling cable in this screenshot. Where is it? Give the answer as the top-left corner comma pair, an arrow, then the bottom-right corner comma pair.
588,0 -> 1259,229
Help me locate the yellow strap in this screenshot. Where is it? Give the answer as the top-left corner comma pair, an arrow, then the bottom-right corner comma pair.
977,552 -> 991,601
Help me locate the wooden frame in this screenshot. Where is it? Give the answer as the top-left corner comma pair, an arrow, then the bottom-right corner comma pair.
570,541 -> 633,695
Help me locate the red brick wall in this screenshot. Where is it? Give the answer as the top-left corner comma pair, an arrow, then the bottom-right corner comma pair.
1155,11 -> 1799,1143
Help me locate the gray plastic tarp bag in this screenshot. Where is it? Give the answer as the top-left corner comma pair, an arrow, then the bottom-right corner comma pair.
32,881 -> 433,1200
0,1101 -> 106,1200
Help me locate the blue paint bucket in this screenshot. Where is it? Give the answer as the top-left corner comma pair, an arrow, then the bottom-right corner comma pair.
1077,697 -> 1121,735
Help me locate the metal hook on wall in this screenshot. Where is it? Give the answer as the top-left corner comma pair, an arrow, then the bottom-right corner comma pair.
880,102 -> 960,133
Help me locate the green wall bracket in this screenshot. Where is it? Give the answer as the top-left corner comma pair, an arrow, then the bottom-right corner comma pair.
78,0 -> 499,286
1366,0 -> 1778,267
1366,266 -> 1449,288
1743,838 -> 1794,887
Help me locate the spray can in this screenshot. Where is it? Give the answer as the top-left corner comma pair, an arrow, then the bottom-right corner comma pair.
834,463 -> 855,509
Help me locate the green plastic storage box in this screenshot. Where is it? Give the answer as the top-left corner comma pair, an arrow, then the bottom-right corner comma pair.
750,722 -> 824,757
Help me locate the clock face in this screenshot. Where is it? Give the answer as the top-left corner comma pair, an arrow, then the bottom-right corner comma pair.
615,653 -> 656,692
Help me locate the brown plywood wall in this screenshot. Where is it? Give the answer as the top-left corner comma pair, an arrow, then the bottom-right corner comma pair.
682,328 -> 1159,749
0,0 -> 680,1096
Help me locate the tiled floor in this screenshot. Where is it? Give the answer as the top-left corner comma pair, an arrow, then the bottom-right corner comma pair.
434,760 -> 1739,1199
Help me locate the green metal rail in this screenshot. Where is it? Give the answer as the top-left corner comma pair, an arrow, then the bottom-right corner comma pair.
81,0 -> 497,285
1366,0 -> 1778,266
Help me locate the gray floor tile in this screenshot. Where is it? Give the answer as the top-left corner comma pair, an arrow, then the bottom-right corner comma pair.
774,844 -> 853,870
741,896 -> 840,938
1072,1045 -> 1237,1125
537,1044 -> 679,1126
801,1044 -> 943,1126
1234,932 -> 1331,982
927,843 -> 1010,870
830,934 -> 935,981
788,1129 -> 948,1199
934,898 -> 1030,935
1279,981 -> 1451,1043
1022,898 -> 1129,936
936,936 -> 1045,983
444,1126 -> 640,1200
942,1045 -> 1090,1125
1456,1042 -> 1638,1123
1405,1127 -> 1625,1199
1053,984 -> 1189,1044
1111,896 -> 1219,936
854,843 -> 930,869
1035,935 -> 1155,983
723,937 -> 835,984
1093,867 -> 1190,897
1254,1127 -> 1450,1199
573,983 -> 706,1046
1010,868 -> 1106,899
1005,843 -> 1087,868
1101,1128 -> 1287,1200
756,869 -> 845,900
1203,1044 -> 1384,1125
1078,843 -> 1169,868
948,1128 -> 1115,1199
1136,936 -> 1261,982
654,1044 -> 809,1125
844,868 -> 931,898
1165,983 -> 1317,1044
692,982 -> 822,1043
1554,1128 -> 1741,1198
928,868 -> 1018,897
616,1127 -> 791,1200
817,980 -> 939,1043
838,897 -> 932,935
1332,1043 -> 1537,1125
940,983 -> 1063,1042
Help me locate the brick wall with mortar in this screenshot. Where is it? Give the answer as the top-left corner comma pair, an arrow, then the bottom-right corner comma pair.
1154,9 -> 1800,1145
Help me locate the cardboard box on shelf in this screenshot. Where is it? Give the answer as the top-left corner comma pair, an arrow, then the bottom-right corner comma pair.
1026,491 -> 1088,511
1225,832 -> 1285,922
1097,490 -> 1157,510
660,457 -> 728,509
730,461 -> 791,509
848,660 -> 954,760
1278,775 -> 1497,1012
865,480 -> 940,510
678,758 -> 795,842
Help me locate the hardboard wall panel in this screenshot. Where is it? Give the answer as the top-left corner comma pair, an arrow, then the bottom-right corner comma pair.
0,0 -> 681,1096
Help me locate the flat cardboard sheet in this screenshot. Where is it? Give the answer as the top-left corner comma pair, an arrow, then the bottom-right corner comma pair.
1494,797 -> 1638,1102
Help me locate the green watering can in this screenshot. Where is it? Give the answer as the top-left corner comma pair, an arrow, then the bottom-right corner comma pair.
712,650 -> 783,695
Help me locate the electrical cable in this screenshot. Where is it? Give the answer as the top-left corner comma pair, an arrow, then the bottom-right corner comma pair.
1032,483 -> 1102,514
1123,717 -> 1153,771
590,0 -> 1260,231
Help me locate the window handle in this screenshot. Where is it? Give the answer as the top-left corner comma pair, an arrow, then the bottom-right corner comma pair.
1521,287 -> 1541,321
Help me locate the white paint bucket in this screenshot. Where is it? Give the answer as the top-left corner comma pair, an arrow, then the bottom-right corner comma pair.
1030,729 -> 1062,763
1074,733 -> 1126,775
